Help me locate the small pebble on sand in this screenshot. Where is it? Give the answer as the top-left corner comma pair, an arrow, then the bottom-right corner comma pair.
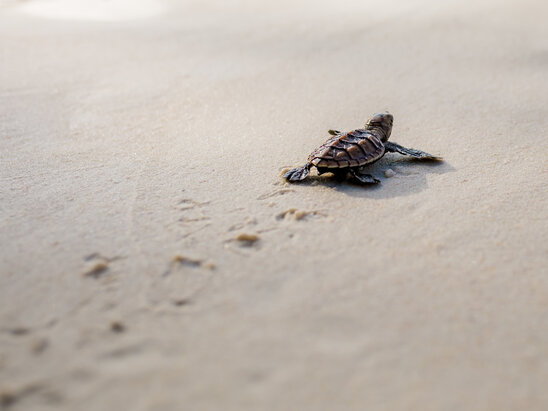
84,262 -> 108,278
384,169 -> 396,178
235,233 -> 260,246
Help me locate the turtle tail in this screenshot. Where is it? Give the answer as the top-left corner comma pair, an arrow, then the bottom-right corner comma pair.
283,164 -> 311,182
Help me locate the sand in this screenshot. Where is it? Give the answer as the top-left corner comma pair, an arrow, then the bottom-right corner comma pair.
1,0 -> 547,409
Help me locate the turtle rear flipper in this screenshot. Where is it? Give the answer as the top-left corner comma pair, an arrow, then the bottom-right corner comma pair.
349,168 -> 380,184
283,164 -> 311,182
385,141 -> 442,161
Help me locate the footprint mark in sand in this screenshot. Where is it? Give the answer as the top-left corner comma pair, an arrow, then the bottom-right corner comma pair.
162,254 -> 215,277
0,383 -> 61,408
276,208 -> 327,221
146,254 -> 215,312
84,253 -> 123,262
257,188 -> 295,200
175,197 -> 213,240
99,343 -> 144,360
227,217 -> 258,232
83,253 -> 123,278
177,198 -> 211,223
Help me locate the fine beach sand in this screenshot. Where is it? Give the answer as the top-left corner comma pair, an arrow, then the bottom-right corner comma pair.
1,0 -> 547,409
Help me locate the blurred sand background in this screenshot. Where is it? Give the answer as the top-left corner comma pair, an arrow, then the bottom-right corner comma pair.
1,0 -> 547,409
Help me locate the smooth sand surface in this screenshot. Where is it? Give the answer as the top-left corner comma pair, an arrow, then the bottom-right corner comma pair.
1,0 -> 547,409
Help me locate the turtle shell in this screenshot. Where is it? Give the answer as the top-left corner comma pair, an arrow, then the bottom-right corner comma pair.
308,129 -> 385,168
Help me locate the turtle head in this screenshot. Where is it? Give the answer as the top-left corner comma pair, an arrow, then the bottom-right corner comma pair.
365,112 -> 393,141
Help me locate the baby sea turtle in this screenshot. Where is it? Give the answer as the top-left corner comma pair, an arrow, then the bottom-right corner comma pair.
283,112 -> 441,184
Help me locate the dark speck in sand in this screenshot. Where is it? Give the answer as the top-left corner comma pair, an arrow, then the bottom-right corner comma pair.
169,255 -> 215,272
173,255 -> 202,267
30,338 -> 49,355
9,327 -> 30,336
110,321 -> 125,333
0,384 -> 44,408
173,298 -> 191,307
0,390 -> 16,408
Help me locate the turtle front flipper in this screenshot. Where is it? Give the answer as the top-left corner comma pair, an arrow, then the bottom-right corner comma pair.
384,141 -> 442,161
283,164 -> 311,182
349,168 -> 380,184
328,129 -> 341,135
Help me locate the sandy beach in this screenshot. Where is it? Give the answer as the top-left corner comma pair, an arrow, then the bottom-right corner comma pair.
1,0 -> 547,409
